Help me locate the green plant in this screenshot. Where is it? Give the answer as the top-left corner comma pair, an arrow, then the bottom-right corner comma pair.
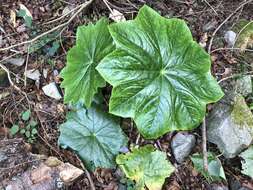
17,4 -> 33,28
10,110 -> 38,143
58,105 -> 127,170
60,18 -> 115,106
191,152 -> 226,182
59,5 -> 224,189
239,146 -> 253,178
116,145 -> 174,190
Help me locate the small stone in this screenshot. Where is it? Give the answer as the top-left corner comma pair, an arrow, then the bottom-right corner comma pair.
224,30 -> 236,47
53,70 -> 59,76
59,163 -> 84,183
42,69 -> 48,78
119,146 -> 129,153
203,21 -> 217,32
171,132 -> 196,163
209,184 -> 229,190
228,176 -> 251,190
25,69 -> 41,81
42,82 -> 62,100
6,58 -> 25,66
234,75 -> 252,96
207,94 -> 253,158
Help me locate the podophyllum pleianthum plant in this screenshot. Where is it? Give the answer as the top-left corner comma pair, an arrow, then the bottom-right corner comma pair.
58,5 -> 223,190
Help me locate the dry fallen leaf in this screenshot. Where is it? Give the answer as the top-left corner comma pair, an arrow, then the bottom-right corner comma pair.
10,10 -> 16,27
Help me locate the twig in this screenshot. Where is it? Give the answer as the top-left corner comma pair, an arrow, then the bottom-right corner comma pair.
24,45 -> 30,87
202,117 -> 208,172
102,0 -> 114,14
0,52 -> 20,63
76,156 -> 96,190
202,0 -> 218,15
43,4 -> 82,25
0,0 -> 94,52
232,20 -> 253,49
0,62 -> 29,104
0,158 -> 45,170
0,63 -> 15,86
207,0 -> 253,53
211,47 -> 253,53
218,71 -> 253,84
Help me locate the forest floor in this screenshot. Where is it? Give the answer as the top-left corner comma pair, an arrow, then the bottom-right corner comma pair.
0,0 -> 253,189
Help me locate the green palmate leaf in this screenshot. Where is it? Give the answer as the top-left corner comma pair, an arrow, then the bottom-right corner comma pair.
116,145 -> 174,190
58,105 -> 127,169
61,18 -> 115,107
239,146 -> 253,178
191,152 -> 226,182
97,5 -> 224,139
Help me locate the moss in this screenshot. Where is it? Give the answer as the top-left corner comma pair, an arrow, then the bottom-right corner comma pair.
231,94 -> 253,128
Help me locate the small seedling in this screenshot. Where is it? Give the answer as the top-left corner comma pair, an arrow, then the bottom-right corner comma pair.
10,110 -> 38,143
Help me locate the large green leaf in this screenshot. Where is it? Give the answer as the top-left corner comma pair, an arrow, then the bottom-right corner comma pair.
116,145 -> 174,190
58,105 -> 127,169
61,18 -> 115,107
239,146 -> 253,178
97,5 -> 224,139
191,152 -> 226,182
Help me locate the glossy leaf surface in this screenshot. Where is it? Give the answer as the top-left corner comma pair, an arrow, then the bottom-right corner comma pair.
97,5 -> 224,139
61,18 -> 115,107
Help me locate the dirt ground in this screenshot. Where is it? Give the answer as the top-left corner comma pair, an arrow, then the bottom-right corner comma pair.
0,0 -> 253,189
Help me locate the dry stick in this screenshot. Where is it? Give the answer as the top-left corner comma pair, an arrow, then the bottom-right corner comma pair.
0,63 -> 15,86
103,0 -> 114,14
218,71 -> 253,84
0,0 -> 94,52
207,0 -> 253,54
24,45 -> 30,87
202,0 -> 218,15
76,156 -> 96,190
201,0 -> 253,172
211,47 -> 253,53
43,4 -> 82,25
202,117 -> 208,171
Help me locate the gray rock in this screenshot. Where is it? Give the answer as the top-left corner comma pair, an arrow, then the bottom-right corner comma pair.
6,58 -> 25,66
171,132 -> 196,163
209,184 -> 229,190
25,69 -> 41,81
234,75 -> 252,96
229,177 -> 251,190
224,30 -> 236,47
42,82 -> 62,100
207,94 -> 253,158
